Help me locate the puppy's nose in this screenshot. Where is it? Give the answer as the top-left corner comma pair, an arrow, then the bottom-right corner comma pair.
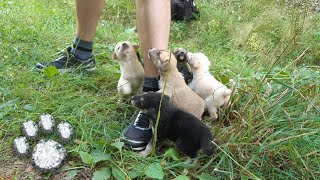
122,42 -> 129,49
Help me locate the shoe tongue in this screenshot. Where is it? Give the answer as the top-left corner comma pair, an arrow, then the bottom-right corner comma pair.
135,113 -> 150,128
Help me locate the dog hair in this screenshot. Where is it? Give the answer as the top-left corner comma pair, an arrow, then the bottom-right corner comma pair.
131,92 -> 215,158
113,41 -> 144,95
148,48 -> 205,120
173,48 -> 193,84
186,52 -> 232,120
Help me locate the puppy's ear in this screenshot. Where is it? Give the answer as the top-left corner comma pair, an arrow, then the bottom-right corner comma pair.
133,45 -> 139,52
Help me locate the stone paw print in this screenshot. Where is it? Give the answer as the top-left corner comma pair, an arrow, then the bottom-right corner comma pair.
13,114 -> 73,173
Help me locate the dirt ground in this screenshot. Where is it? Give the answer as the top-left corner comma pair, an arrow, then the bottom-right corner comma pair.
0,159 -> 94,180
0,159 -> 67,180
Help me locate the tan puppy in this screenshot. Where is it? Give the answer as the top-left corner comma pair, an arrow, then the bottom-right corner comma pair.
148,48 -> 205,120
186,52 -> 232,120
113,41 -> 144,95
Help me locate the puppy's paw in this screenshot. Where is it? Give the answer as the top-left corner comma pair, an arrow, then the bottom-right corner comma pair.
173,48 -> 188,63
117,81 -> 133,95
210,112 -> 218,121
183,157 -> 198,165
208,108 -> 218,121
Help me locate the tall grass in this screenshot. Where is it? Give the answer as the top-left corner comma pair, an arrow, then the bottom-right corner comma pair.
0,0 -> 319,179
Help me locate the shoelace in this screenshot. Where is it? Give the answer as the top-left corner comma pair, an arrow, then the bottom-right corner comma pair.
53,47 -> 71,56
134,113 -> 150,129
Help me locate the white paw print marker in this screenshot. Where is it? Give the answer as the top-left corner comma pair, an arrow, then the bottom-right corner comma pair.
14,114 -> 74,172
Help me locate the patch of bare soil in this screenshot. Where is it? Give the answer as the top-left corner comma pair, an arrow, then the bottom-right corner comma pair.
0,159 -> 42,179
0,158 -> 69,180
0,158 -> 95,180
73,168 -> 93,180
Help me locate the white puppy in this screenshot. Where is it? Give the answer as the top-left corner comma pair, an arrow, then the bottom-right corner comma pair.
113,41 -> 144,95
186,52 -> 232,120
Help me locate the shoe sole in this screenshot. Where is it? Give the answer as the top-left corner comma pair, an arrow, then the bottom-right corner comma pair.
120,137 -> 149,151
58,66 -> 97,73
131,146 -> 146,151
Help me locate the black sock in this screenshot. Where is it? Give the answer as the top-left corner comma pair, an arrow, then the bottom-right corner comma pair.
143,77 -> 159,92
71,37 -> 93,60
136,77 -> 159,127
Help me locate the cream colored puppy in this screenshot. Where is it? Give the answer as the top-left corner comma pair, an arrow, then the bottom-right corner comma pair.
113,41 -> 144,95
148,48 -> 205,120
186,52 -> 232,120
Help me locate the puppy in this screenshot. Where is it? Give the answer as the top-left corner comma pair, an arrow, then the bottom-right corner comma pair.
173,48 -> 193,84
148,48 -> 205,120
186,52 -> 232,120
131,92 -> 215,158
113,41 -> 144,95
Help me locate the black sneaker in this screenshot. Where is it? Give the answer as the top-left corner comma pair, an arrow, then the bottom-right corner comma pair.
36,47 -> 96,73
121,112 -> 153,151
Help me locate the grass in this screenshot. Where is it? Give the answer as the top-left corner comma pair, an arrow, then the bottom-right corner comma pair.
0,0 -> 320,179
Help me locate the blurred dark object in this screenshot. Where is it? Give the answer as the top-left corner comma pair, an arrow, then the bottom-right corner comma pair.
174,48 -> 193,84
171,0 -> 200,21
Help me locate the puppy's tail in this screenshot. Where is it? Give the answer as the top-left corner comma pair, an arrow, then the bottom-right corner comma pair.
201,135 -> 215,156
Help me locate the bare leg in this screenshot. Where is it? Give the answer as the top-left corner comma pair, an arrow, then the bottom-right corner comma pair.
75,0 -> 105,41
120,0 -> 170,151
35,0 -> 104,71
136,0 -> 171,77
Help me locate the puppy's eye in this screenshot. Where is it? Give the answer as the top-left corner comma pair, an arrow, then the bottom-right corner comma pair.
117,46 -> 120,50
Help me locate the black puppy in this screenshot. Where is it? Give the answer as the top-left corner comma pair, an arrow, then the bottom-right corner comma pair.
131,91 -> 215,158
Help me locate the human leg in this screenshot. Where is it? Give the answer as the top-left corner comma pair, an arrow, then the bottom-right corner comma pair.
137,0 -> 171,91
36,0 -> 104,72
75,0 -> 104,42
136,0 -> 171,78
121,0 -> 171,152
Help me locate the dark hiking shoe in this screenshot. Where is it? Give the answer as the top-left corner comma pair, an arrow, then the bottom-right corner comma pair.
36,47 -> 96,73
121,112 -> 153,151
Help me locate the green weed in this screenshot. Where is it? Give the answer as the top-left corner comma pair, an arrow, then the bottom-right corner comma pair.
0,0 -> 319,179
